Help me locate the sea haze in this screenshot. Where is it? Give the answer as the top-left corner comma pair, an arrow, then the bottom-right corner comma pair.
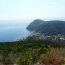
0,20 -> 32,42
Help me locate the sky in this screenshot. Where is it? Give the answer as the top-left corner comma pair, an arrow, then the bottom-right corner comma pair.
0,0 -> 65,21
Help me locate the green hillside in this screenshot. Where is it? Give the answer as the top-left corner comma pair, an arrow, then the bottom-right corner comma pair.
0,40 -> 65,65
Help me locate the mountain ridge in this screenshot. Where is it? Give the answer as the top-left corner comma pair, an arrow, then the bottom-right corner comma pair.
27,19 -> 65,35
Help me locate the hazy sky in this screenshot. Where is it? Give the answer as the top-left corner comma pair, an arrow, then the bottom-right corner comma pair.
0,0 -> 65,21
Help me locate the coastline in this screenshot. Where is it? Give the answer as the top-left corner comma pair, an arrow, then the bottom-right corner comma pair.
13,31 -> 35,42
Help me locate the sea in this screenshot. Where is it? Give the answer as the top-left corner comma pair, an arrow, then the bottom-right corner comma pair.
0,18 -> 65,42
0,20 -> 32,42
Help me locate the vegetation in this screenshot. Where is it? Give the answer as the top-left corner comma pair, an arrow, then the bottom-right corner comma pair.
26,19 -> 45,31
0,40 -> 65,65
27,19 -> 65,35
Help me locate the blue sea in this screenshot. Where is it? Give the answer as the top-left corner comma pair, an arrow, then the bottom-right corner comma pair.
0,20 -> 32,42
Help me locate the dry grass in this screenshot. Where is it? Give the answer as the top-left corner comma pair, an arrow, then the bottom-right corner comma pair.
40,48 -> 65,65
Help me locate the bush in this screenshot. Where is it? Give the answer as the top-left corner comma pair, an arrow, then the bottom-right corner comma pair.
5,57 -> 14,64
40,48 -> 65,65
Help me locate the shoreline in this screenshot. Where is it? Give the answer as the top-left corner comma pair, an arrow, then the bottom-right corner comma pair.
13,31 -> 35,42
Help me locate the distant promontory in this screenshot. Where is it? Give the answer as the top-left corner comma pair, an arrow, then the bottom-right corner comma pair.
27,19 -> 65,35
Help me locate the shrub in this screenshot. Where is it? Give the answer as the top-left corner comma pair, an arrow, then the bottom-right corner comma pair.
40,48 -> 64,65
